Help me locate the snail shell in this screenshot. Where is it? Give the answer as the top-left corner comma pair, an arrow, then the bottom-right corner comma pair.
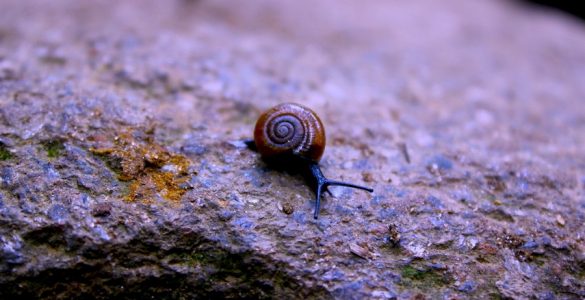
253,103 -> 325,162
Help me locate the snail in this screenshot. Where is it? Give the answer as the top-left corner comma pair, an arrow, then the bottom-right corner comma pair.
245,103 -> 373,219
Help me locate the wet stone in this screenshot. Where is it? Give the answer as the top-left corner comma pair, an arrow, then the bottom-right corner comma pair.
426,155 -> 453,172
457,280 -> 476,293
425,195 -> 445,210
332,280 -> 368,299
370,195 -> 384,206
451,189 -> 474,204
0,235 -> 24,265
181,143 -> 207,156
429,215 -> 447,229
377,208 -> 398,221
462,223 -> 477,235
322,268 -> 345,281
292,211 -> 307,224
218,209 -> 234,221
0,167 -> 15,187
47,204 -> 68,222
242,169 -> 265,188
521,240 -> 538,249
231,217 -> 254,230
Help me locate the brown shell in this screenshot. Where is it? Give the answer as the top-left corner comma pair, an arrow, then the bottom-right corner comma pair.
254,103 -> 325,162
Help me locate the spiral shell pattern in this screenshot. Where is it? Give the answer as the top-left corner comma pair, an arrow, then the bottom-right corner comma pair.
254,103 -> 325,162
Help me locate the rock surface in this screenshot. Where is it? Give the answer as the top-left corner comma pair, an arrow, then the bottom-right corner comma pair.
1,0 -> 585,298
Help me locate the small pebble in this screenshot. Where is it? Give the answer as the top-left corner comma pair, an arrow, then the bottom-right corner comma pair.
92,203 -> 112,217
361,172 -> 374,183
218,209 -> 234,221
556,214 -> 565,227
349,242 -> 372,260
458,280 -> 476,293
282,202 -> 294,215
387,224 -> 401,246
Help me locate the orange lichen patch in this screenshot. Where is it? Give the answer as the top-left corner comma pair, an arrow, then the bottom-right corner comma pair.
89,130 -> 148,181
144,144 -> 171,168
124,170 -> 190,203
125,179 -> 144,203
90,128 -> 193,203
151,171 -> 190,202
168,155 -> 191,175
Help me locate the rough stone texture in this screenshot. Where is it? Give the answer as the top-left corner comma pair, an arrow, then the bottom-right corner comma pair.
1,0 -> 585,298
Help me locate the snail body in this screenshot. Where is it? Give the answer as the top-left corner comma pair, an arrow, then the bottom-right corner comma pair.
248,103 -> 373,219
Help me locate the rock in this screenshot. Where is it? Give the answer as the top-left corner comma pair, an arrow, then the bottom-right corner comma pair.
1,0 -> 585,298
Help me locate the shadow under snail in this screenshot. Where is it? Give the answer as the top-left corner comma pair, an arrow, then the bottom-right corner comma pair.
245,103 -> 373,219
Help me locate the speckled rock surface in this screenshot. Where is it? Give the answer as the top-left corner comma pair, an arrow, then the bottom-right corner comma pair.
1,0 -> 585,298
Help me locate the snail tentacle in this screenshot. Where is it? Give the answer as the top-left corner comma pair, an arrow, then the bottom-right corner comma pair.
324,180 -> 374,193
309,162 -> 373,219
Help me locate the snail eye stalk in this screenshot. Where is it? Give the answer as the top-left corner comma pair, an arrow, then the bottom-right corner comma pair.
309,163 -> 373,219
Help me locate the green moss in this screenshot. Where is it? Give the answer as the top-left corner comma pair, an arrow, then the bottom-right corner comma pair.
44,140 -> 64,158
399,265 -> 448,289
401,265 -> 423,280
167,251 -> 211,267
189,252 -> 209,264
0,144 -> 13,160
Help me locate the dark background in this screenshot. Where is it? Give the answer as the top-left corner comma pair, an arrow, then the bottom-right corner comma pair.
525,0 -> 585,21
